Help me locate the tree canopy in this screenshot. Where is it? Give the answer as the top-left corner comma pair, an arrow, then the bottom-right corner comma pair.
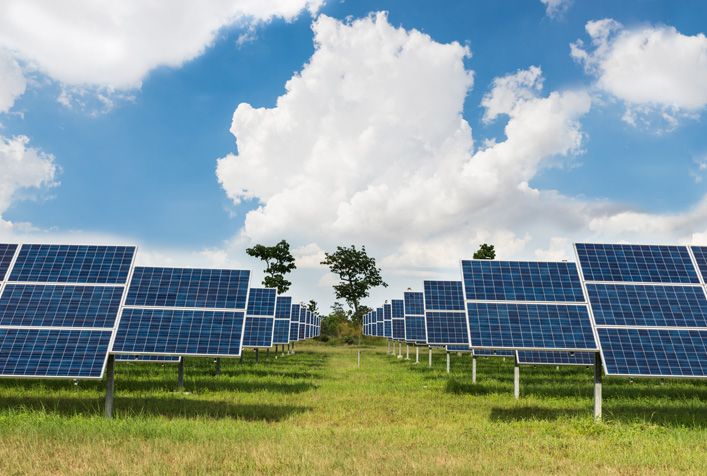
320,245 -> 387,324
245,239 -> 297,294
473,243 -> 496,260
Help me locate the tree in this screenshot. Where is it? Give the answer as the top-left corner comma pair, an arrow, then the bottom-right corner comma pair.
320,245 -> 387,325
246,239 -> 297,294
473,243 -> 496,260
306,299 -> 318,313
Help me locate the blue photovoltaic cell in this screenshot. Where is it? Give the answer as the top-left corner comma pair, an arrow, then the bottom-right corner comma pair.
392,319 -> 405,340
473,348 -> 515,357
404,292 -> 424,316
0,244 -> 18,281
306,310 -> 312,325
115,355 -> 181,362
113,308 -> 245,356
404,315 -> 426,342
447,344 -> 471,352
242,316 -> 274,347
384,320 -> 392,338
126,267 -> 250,309
376,308 -> 384,337
516,351 -> 594,366
392,299 -> 404,318
424,281 -> 465,311
425,311 -> 469,345
298,308 -> 306,339
461,260 -> 585,302
247,288 -> 276,316
383,304 -> 392,320
598,327 -> 707,377
467,302 -> 597,350
0,284 -> 124,328
9,244 -> 135,284
289,304 -> 300,342
587,283 -> 707,328
575,243 -> 698,284
275,296 -> 292,320
0,328 -> 112,378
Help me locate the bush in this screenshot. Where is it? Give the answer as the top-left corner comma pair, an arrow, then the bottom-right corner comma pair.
317,335 -> 330,342
344,336 -> 355,345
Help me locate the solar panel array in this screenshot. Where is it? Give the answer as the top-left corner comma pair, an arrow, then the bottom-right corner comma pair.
462,260 -> 597,353
113,266 -> 250,358
576,243 -> 707,377
242,288 -> 276,348
424,281 -> 469,345
0,244 -> 136,379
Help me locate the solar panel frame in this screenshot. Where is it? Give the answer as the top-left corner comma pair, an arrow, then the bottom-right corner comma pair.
515,350 -> 595,366
115,354 -> 182,363
0,243 -> 138,379
473,348 -> 515,357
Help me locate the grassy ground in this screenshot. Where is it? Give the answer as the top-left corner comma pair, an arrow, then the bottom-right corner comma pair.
0,340 -> 706,475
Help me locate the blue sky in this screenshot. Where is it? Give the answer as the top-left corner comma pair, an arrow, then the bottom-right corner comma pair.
1,0 -> 707,311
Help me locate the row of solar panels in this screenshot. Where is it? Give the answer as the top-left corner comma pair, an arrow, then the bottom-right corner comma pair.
0,243 -> 321,379
364,243 -> 707,378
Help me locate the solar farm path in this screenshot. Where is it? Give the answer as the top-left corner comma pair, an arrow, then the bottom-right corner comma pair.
1,342 -> 707,474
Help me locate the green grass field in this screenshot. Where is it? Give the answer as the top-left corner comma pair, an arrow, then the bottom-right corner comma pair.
1,340 -> 706,475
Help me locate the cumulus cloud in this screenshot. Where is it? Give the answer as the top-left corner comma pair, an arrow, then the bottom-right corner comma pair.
572,19 -> 707,127
0,135 -> 59,232
540,0 -> 572,19
0,49 -> 25,115
0,0 -> 323,107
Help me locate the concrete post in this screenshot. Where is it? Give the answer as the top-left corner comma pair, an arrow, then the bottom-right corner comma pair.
178,357 -> 184,391
514,356 -> 520,399
472,355 -> 477,383
387,340 -> 390,355
397,342 -> 402,359
429,348 -> 432,367
416,346 -> 419,364
105,354 -> 115,420
406,344 -> 410,360
446,352 -> 450,373
594,352 -> 602,422
358,350 -> 361,367
215,358 -> 221,376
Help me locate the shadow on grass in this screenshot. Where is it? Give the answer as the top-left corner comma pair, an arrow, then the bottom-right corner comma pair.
114,377 -> 317,394
0,395 -> 311,421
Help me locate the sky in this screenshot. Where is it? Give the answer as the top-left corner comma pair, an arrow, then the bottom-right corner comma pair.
2,0 -> 707,313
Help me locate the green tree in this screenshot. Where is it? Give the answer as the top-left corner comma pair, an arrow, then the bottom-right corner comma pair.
307,299 -> 318,313
320,245 -> 387,325
246,239 -> 297,294
473,243 -> 496,260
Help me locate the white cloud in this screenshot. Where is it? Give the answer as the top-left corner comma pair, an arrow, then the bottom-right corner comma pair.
0,135 -> 59,231
540,0 -> 572,19
572,19 -> 707,127
0,0 -> 323,96
0,49 -> 25,115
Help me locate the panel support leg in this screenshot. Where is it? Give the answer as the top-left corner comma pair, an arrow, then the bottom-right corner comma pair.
387,340 -> 390,355
105,354 -> 115,420
215,357 -> 221,376
514,356 -> 520,399
255,348 -> 259,364
472,355 -> 477,384
178,357 -> 184,391
429,348 -> 432,368
406,344 -> 410,360
266,348 -> 270,361
415,346 -> 419,364
397,342 -> 402,359
594,352 -> 602,423
239,353 -> 243,364
358,350 -> 361,367
446,352 -> 450,373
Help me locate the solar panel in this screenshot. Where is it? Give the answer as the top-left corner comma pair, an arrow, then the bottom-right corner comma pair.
575,243 -> 699,284
242,288 -> 276,348
298,307 -> 306,340
576,242 -> 707,378
273,296 -> 292,345
0,244 -> 18,281
289,304 -> 300,342
383,303 -> 392,338
113,265 -> 250,358
473,348 -> 515,357
690,246 -> 707,281
461,259 -> 598,353
0,243 -> 137,379
115,354 -> 181,363
376,307 -> 384,337
404,291 -> 426,343
447,345 -> 471,352
461,260 -> 585,302
424,281 -> 469,345
515,351 -> 594,366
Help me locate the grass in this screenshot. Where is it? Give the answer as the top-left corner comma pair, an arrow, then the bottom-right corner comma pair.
0,341 -> 706,474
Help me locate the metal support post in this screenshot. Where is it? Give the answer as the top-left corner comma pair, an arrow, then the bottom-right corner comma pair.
416,346 -> 419,364
178,357 -> 184,391
105,354 -> 115,420
594,352 -> 602,422
266,348 -> 270,361
398,342 -> 402,359
215,357 -> 221,376
472,355 -> 477,383
255,348 -> 259,364
514,356 -> 520,399
406,344 -> 410,360
358,350 -> 361,367
387,340 -> 390,354
446,352 -> 450,373
429,348 -> 432,367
